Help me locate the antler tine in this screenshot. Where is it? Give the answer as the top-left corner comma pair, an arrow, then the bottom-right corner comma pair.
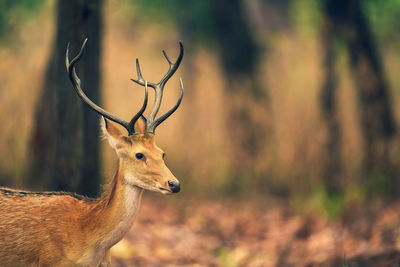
129,42 -> 184,132
127,81 -> 148,131
147,41 -> 184,124
162,50 -> 173,65
135,59 -> 144,82
148,78 -> 184,133
158,41 -> 184,89
66,39 -> 146,135
130,59 -> 158,89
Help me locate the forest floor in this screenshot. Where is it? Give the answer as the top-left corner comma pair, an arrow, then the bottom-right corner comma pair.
109,196 -> 400,267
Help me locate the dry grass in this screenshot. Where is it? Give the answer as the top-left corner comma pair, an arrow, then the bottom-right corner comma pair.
109,196 -> 400,266
0,1 -> 54,184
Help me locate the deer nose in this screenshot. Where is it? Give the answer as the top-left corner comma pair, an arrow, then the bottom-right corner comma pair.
168,180 -> 180,193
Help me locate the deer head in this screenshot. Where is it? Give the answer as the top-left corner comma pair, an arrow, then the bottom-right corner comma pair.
65,39 -> 183,194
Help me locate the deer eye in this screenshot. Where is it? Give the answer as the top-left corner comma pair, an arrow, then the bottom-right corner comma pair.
162,153 -> 165,159
136,153 -> 145,160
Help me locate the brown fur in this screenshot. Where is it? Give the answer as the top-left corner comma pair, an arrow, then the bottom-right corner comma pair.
0,120 -> 179,266
0,169 -> 119,266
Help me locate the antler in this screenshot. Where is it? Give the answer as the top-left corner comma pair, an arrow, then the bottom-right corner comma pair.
66,38 -> 148,135
131,42 -> 184,133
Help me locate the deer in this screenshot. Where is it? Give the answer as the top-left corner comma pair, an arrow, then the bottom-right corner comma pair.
0,39 -> 184,266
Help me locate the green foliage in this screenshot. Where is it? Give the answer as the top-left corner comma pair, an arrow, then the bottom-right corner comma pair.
323,189 -> 345,219
0,0 -> 45,40
222,175 -> 251,196
304,186 -> 345,220
131,0 -> 216,45
365,0 -> 400,46
290,0 -> 322,36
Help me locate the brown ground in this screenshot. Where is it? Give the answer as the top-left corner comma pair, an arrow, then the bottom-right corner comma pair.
109,196 -> 400,267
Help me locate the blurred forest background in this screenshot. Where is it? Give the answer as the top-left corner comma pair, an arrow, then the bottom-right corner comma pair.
0,0 -> 400,265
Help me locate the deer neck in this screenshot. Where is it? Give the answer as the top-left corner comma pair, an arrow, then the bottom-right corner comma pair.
85,162 -> 144,250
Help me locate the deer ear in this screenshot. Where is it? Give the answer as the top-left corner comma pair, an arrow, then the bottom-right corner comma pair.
101,117 -> 124,149
134,116 -> 147,134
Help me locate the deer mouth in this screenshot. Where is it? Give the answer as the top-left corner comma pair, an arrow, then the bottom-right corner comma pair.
158,187 -> 173,195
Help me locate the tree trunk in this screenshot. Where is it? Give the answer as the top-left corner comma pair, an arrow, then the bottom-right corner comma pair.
28,0 -> 103,197
340,0 -> 396,168
324,0 -> 397,195
209,0 -> 258,83
209,0 -> 269,190
320,11 -> 342,195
